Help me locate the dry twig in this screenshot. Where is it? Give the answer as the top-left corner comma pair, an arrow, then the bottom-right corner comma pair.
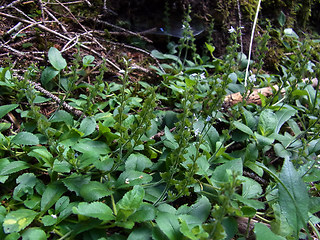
23,77 -> 85,117
94,19 -> 153,43
0,11 -> 120,71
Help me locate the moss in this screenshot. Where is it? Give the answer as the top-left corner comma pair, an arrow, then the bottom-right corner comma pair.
263,43 -> 284,72
241,0 -> 258,21
216,0 -> 237,28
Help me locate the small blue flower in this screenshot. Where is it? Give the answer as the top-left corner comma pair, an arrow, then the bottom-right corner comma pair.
249,74 -> 256,83
194,128 -> 200,136
228,26 -> 235,34
193,113 -> 199,122
206,116 -> 212,122
190,73 -> 197,78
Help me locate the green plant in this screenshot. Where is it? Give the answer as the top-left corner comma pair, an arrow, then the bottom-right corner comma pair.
1,5 -> 320,239
178,5 -> 198,65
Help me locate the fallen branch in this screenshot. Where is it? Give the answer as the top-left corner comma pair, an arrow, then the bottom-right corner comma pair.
224,85 -> 284,107
28,80 -> 84,117
13,74 -> 85,117
224,78 -> 319,107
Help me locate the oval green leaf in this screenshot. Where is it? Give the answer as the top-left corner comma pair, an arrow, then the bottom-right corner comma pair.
116,170 -> 152,188
275,109 -> 296,134
21,227 -> 46,240
254,222 -> 286,240
48,47 -> 67,71
117,185 -> 145,211
3,209 -> 38,234
258,109 -> 278,136
278,158 -> 309,237
233,121 -> 253,136
73,138 -> 110,155
125,153 -> 152,171
72,202 -> 115,221
0,104 -> 18,119
41,182 -> 66,212
156,212 -> 182,240
0,161 -> 29,175
40,66 -> 59,86
82,55 -> 95,67
79,117 -> 96,137
49,110 -> 73,126
12,132 -> 39,146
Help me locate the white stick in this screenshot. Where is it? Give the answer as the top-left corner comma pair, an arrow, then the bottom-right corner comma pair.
244,0 -> 261,87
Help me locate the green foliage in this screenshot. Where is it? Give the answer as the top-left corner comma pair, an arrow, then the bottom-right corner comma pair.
254,223 -> 286,240
1,11 -> 320,240
0,104 -> 18,119
3,209 -> 38,234
278,158 -> 309,237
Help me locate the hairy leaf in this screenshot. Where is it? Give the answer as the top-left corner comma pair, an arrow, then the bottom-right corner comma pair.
50,110 -> 73,126
28,148 -> 53,166
128,203 -> 156,222
42,215 -> 57,226
73,138 -> 111,155
13,173 -> 37,201
187,196 -> 211,223
211,158 -> 243,182
116,170 -> 152,188
82,55 -> 95,67
128,227 -> 152,240
55,196 -> 70,213
164,126 -> 179,149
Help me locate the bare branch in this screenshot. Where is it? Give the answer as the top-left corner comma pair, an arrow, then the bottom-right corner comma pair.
0,11 -> 121,71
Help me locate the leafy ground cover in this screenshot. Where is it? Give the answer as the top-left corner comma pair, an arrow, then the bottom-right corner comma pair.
1,0 -> 320,239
